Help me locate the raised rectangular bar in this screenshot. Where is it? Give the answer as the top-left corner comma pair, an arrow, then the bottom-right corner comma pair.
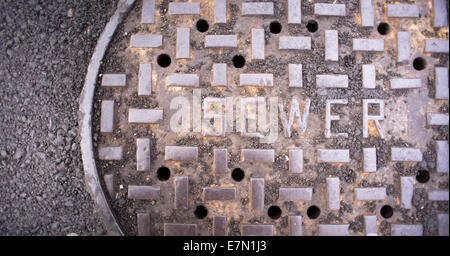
204,187 -> 236,200
213,215 -> 227,236
363,148 -> 377,172
213,63 -> 227,87
164,223 -> 197,236
214,0 -> 227,23
141,0 -> 155,24
252,28 -> 265,60
314,3 -> 346,16
391,225 -> 423,236
251,178 -> 264,210
289,216 -> 302,236
239,74 -> 273,87
387,4 -> 419,18
128,109 -> 163,123
427,113 -> 449,126
391,148 -> 423,162
100,100 -> 114,133
130,34 -> 162,48
166,74 -> 199,87
289,64 -> 302,88
279,188 -> 312,201
390,78 -> 421,89
214,148 -> 228,173
438,214 -> 449,236
318,224 -> 350,236
137,213 -> 151,236
327,177 -> 340,210
362,64 -> 376,89
317,149 -> 350,163
435,67 -> 449,99
289,149 -> 303,173
102,74 -> 126,87
242,224 -> 273,236
165,146 -> 198,161
175,176 -> 188,209
104,174 -> 115,198
279,36 -> 311,50
401,177 -> 414,209
99,146 -> 123,160
136,138 -> 150,171
242,2 -> 274,16
168,2 -> 200,15
316,74 -> 348,88
288,0 -> 301,24
243,149 -> 274,162
428,190 -> 449,201
176,28 -> 190,59
353,39 -> 384,52
128,185 -> 160,200
436,141 -> 449,173
355,187 -> 386,201
360,0 -> 374,27
434,0 -> 448,27
205,35 -> 238,48
138,63 -> 152,95
397,31 -> 410,63
364,215 -> 378,236
325,30 -> 338,61
425,40 -> 449,53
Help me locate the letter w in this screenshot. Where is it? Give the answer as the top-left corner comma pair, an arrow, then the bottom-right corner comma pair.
279,98 -> 311,137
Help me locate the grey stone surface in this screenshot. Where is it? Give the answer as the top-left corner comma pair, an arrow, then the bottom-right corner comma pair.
427,113 -> 449,126
164,223 -> 197,236
101,74 -> 126,87
425,40 -> 449,53
318,224 -> 350,236
314,3 -> 346,16
251,178 -> 265,210
325,99 -> 348,138
242,2 -> 274,16
205,35 -> 238,48
279,36 -> 311,50
362,64 -> 376,89
360,0 -> 374,27
136,138 -> 150,171
325,30 -> 338,61
100,100 -> 114,133
242,224 -> 274,236
434,0 -> 448,27
168,2 -> 200,15
435,67 -> 449,100
436,140 -> 449,173
390,78 -> 421,89
175,176 -> 188,209
289,64 -> 302,88
391,224 -> 423,236
213,63 -> 227,86
397,31 -> 410,63
317,149 -> 350,163
364,215 -> 378,236
165,146 -> 198,161
289,216 -> 302,236
214,148 -> 228,173
204,187 -> 236,200
288,0 -> 301,24
127,185 -> 160,200
251,28 -> 265,60
289,149 -> 303,173
428,190 -> 449,201
387,4 -> 419,18
401,177 -> 414,209
166,73 -> 199,87
363,148 -> 377,173
391,148 -> 423,162
137,213 -> 151,236
98,146 -> 123,160
213,215 -> 227,236
438,214 -> 449,236
327,177 -> 340,210
239,73 -> 273,87
103,174 -> 115,199
138,63 -> 152,95
353,38 -> 384,52
243,149 -> 275,162
279,188 -> 312,201
128,109 -> 163,124
141,0 -> 155,24
130,34 -> 162,48
176,28 -> 190,59
355,187 -> 386,200
214,0 -> 227,23
316,74 -> 348,88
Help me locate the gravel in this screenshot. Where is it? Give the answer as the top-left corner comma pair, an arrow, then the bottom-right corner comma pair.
0,0 -> 118,235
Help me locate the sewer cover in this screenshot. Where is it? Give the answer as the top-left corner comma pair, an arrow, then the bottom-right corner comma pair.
83,0 -> 449,236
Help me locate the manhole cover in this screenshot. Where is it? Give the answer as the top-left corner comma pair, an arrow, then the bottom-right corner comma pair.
80,0 -> 449,236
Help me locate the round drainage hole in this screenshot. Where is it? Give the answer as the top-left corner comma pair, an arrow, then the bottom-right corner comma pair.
268,205 -> 282,219
231,168 -> 245,182
306,20 -> 318,33
377,22 -> 390,35
157,166 -> 170,181
157,54 -> 171,68
269,21 -> 282,34
380,205 -> 393,219
194,205 -> 208,219
196,19 -> 209,32
413,57 -> 427,71
232,55 -> 245,68
416,169 -> 430,183
307,205 -> 320,219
